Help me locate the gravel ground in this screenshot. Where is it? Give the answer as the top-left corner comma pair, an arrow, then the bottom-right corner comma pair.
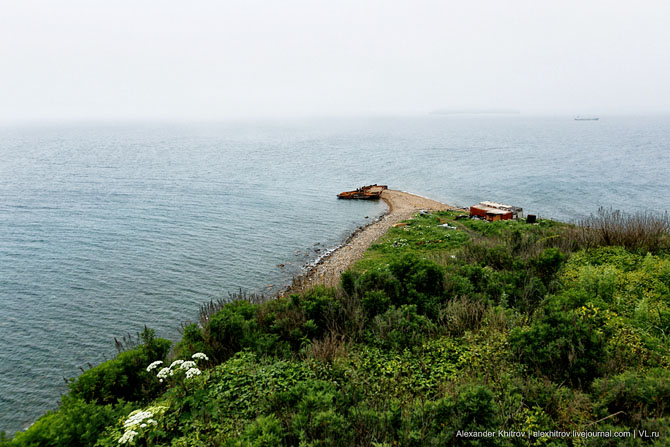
282,190 -> 456,294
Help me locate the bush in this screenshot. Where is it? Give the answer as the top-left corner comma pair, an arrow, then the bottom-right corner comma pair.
369,305 -> 436,350
533,247 -> 566,284
351,269 -> 401,303
175,322 -> 208,359
389,254 -> 446,305
592,368 -> 670,425
231,415 -> 285,447
361,290 -> 391,318
461,241 -> 520,271
185,299 -> 280,362
264,380 -> 354,447
10,397 -> 133,447
69,328 -> 171,404
510,305 -> 605,388
177,287 -> 348,364
292,286 -> 342,337
401,385 -> 499,446
204,300 -> 260,362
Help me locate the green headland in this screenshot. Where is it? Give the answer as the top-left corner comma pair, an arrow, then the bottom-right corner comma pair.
3,204 -> 669,446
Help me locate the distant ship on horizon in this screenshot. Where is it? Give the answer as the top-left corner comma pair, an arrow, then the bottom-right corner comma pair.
574,116 -> 600,121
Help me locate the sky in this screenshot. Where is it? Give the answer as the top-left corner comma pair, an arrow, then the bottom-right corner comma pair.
1,0 -> 669,121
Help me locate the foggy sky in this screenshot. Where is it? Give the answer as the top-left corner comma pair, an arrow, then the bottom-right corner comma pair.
1,0 -> 669,121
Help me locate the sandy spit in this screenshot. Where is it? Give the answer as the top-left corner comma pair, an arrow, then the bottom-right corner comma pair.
281,190 -> 457,295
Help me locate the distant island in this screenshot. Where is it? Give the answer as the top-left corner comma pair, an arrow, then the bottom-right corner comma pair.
430,108 -> 521,115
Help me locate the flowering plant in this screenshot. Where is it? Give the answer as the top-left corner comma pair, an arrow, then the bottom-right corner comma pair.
149,352 -> 208,383
117,405 -> 167,444
114,353 -> 210,445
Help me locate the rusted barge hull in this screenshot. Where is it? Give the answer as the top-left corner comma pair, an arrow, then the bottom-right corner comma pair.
337,184 -> 388,200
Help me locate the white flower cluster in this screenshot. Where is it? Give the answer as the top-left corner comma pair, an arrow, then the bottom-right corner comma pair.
118,430 -> 137,444
192,352 -> 209,361
180,360 -> 197,370
146,360 -> 163,372
156,367 -> 171,382
123,410 -> 155,429
169,359 -> 184,369
185,368 -> 201,379
146,353 -> 207,383
118,406 -> 166,444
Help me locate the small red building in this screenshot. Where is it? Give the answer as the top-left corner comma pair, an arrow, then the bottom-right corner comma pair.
469,201 -> 522,221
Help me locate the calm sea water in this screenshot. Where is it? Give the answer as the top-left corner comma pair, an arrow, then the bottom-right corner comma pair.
1,116 -> 669,433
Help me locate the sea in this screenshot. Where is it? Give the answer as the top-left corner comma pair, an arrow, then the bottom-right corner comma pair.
1,115 -> 669,433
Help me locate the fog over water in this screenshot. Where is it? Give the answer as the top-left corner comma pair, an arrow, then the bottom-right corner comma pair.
1,0 -> 669,121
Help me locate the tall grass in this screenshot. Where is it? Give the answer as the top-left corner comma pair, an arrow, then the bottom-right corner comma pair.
570,207 -> 670,253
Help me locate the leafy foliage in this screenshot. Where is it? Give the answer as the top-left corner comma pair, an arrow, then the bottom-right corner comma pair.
69,328 -> 171,405
10,397 -> 133,447
509,303 -> 606,387
8,210 -> 670,446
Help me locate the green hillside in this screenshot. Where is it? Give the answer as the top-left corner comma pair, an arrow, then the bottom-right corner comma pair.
3,210 -> 669,446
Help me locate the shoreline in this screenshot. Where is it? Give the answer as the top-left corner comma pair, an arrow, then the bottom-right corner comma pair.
281,190 -> 457,295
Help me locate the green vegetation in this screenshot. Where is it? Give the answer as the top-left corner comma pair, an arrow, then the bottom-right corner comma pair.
3,209 -> 670,446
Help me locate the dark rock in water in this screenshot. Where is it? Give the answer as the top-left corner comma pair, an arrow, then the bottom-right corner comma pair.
365,216 -> 369,218
314,248 -> 321,252
277,264 -> 284,268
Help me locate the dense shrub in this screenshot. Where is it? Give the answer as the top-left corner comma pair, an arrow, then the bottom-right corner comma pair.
10,397 -> 133,447
176,288 -> 347,364
279,380 -> 353,446
361,290 -> 391,318
389,254 -> 446,316
292,286 -> 343,337
69,328 -> 171,404
592,368 -> 670,425
518,376 -> 594,429
346,269 -> 400,303
205,300 -> 260,361
533,247 -> 566,284
443,269 -> 475,298
229,414 -> 285,447
175,322 -> 208,359
510,304 -> 605,387
461,240 -> 521,271
455,264 -> 529,309
368,304 -> 436,350
401,385 -> 499,446
343,254 -> 447,318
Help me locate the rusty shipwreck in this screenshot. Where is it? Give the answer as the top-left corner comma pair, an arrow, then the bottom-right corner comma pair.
337,184 -> 388,200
